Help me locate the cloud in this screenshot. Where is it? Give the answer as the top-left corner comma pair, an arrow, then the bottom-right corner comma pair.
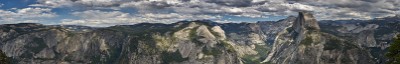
256,3 -> 317,15
313,8 -> 373,20
60,10 -> 146,27
0,8 -> 58,24
32,0 -> 132,10
32,0 -> 76,8
119,1 -> 176,13
29,0 -> 400,22
204,0 -> 254,7
60,10 -> 221,27
32,0 -> 267,18
0,3 -> 3,7
285,0 -> 400,20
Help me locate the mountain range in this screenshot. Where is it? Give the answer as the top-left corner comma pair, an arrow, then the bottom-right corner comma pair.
0,12 -> 399,64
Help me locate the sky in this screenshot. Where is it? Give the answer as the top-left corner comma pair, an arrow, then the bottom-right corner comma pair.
0,0 -> 399,27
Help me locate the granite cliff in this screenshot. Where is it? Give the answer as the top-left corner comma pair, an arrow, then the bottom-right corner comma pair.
0,12 -> 399,64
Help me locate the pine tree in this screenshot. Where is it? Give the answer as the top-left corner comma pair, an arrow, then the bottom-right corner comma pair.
0,50 -> 10,64
386,34 -> 400,64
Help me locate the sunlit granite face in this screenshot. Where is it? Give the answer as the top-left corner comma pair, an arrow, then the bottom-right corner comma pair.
0,12 -> 399,64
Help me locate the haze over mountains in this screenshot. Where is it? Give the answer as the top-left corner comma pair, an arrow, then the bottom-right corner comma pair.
0,12 -> 399,64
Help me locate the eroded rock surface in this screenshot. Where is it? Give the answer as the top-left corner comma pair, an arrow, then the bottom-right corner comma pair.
1,12 -> 399,64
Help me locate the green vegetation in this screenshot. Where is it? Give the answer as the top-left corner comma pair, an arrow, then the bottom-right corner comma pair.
202,47 -> 222,56
67,32 -> 76,37
217,40 -> 236,53
386,34 -> 400,64
210,31 -> 222,38
0,50 -> 10,64
0,26 -> 14,32
102,47 -> 123,64
192,21 -> 214,27
88,55 -> 101,64
153,35 -> 177,51
306,26 -> 318,30
64,55 -> 75,62
189,27 -> 204,45
300,37 -> 313,45
20,37 -> 48,58
323,37 -> 356,51
161,50 -> 189,64
340,53 -> 352,63
341,41 -> 356,50
242,55 -> 261,64
254,44 -> 268,58
241,44 -> 270,64
286,27 -> 293,32
323,38 -> 341,50
242,55 -> 272,64
30,38 -> 48,53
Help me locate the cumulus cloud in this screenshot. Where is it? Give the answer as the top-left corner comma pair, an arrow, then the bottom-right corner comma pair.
28,0 -> 400,25
60,10 -> 221,27
32,0 -> 267,18
204,0 -> 254,7
34,0 -> 128,7
121,1 -> 268,22
256,2 -> 318,16
0,8 -> 58,24
286,0 -> 400,20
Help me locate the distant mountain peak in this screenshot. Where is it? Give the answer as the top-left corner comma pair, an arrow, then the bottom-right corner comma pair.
293,11 -> 320,32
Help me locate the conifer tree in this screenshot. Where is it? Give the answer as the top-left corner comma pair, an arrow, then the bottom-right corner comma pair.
386,34 -> 400,64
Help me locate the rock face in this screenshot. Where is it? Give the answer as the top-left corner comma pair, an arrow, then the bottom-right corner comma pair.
293,11 -> 320,33
0,21 -> 242,64
0,12 -> 399,64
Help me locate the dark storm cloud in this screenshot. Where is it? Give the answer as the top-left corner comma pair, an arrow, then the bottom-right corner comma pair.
180,0 -> 191,2
143,1 -> 173,9
286,0 -> 317,2
71,0 -> 78,2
